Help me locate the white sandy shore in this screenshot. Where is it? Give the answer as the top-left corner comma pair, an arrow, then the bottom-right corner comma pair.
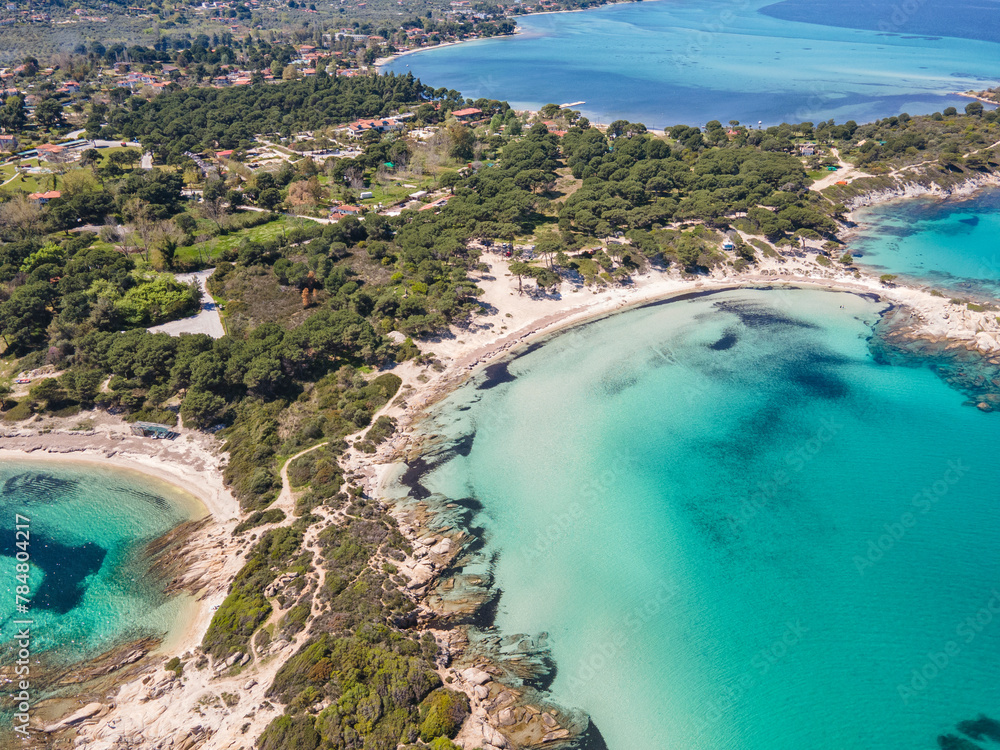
0,449 -> 216,520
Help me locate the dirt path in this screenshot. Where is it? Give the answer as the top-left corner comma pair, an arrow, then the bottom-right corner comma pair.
274,441 -> 330,515
810,147 -> 869,192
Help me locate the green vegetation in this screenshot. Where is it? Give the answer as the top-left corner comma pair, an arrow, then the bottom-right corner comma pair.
110,74 -> 443,159
164,656 -> 184,676
202,524 -> 306,660
357,414 -> 396,453
263,629 -> 445,750
234,508 -> 287,534
419,688 -> 470,742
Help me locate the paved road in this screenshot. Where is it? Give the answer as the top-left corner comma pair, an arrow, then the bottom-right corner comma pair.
148,270 -> 225,338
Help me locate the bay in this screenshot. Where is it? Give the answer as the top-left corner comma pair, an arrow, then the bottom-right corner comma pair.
411,287 -> 1000,749
383,0 -> 1000,127
0,461 -> 201,669
851,188 -> 1000,299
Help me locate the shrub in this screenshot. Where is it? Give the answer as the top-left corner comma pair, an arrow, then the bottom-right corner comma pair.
234,509 -> 286,534
257,715 -> 319,750
2,400 -> 34,422
418,689 -> 469,742
202,526 -> 303,659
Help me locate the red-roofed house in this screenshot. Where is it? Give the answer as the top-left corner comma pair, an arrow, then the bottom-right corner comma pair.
28,190 -> 61,203
35,143 -> 66,161
452,107 -> 482,121
345,117 -> 401,138
330,204 -> 363,217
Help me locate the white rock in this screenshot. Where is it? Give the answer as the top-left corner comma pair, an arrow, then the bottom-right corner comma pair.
431,538 -> 452,555
482,724 -> 508,748
462,667 -> 492,685
44,702 -> 104,732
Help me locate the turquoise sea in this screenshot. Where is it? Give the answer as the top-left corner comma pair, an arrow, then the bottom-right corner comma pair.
0,461 -> 200,670
850,189 -> 1000,299
382,0 -> 1000,127
410,287 -> 1000,749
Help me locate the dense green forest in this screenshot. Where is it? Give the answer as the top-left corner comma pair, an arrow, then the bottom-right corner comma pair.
106,73 -> 453,157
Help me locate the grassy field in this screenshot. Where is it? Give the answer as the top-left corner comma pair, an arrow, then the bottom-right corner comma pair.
1,146 -> 144,195
359,176 -> 436,206
318,172 -> 437,208
177,214 -> 310,264
0,159 -> 46,193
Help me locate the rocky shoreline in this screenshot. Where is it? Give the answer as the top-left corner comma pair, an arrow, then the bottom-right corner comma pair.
840,171 -> 1000,211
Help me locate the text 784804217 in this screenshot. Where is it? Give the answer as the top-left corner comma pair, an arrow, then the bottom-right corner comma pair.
11,513 -> 33,737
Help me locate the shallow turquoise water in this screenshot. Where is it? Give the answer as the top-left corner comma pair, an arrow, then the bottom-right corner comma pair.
416,288 -> 1000,749
383,0 -> 1000,126
0,461 -> 198,667
851,189 -> 1000,299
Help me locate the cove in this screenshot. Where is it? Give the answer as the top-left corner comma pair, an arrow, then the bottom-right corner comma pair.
0,461 -> 201,670
409,287 -> 1000,750
850,188 -> 1000,299
382,0 -> 1000,127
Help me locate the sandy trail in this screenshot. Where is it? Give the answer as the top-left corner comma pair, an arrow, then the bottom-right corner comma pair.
810,147 -> 869,192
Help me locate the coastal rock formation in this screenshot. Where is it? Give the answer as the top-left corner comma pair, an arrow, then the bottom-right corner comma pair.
43,702 -> 106,733
840,173 -> 1000,211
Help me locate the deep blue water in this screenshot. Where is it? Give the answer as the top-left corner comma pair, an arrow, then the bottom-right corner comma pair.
383,0 -> 1000,126
0,462 -> 199,668
760,0 -> 1000,45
